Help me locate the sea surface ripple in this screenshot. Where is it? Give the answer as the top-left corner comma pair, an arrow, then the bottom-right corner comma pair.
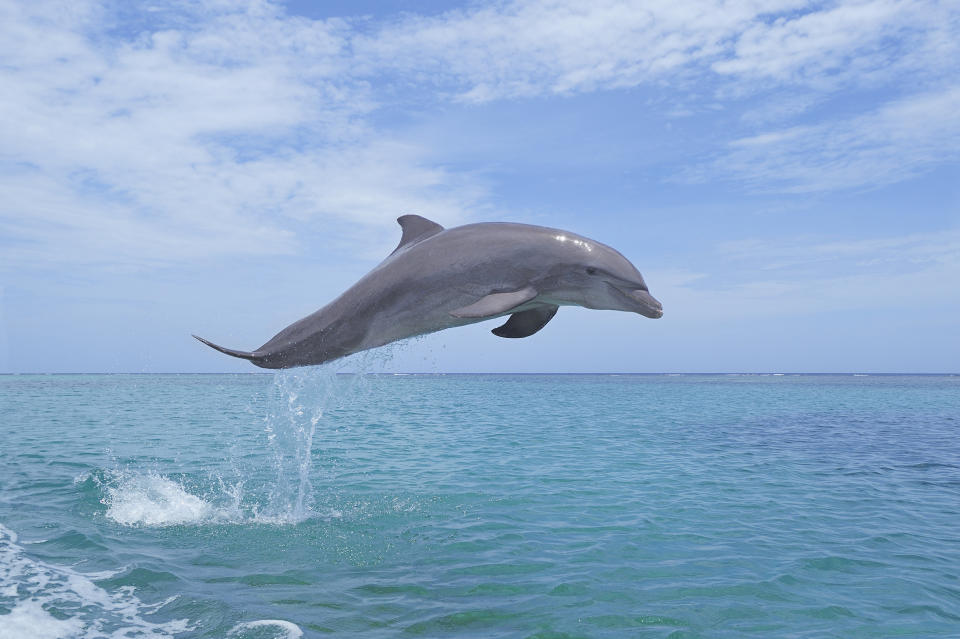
1,372 -> 959,637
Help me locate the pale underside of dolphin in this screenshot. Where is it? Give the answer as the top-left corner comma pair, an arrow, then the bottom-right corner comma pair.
194,215 -> 663,369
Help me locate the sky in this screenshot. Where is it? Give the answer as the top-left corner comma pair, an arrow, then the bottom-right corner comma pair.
1,0 -> 958,373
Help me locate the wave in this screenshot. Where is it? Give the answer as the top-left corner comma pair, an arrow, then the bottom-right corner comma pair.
0,361 -> 396,634
2,521 -> 306,638
0,522 -> 189,638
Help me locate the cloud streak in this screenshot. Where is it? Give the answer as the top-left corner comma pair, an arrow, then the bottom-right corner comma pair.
712,0 -> 958,88
713,86 -> 960,191
361,0 -> 957,100
1,0 -> 958,274
0,1 -> 479,270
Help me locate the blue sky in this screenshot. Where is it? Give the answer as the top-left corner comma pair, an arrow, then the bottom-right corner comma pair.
1,0 -> 958,373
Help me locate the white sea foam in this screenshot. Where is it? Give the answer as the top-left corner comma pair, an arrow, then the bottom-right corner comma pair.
229,619 -> 304,638
89,469 -> 342,528
0,523 -> 189,638
0,599 -> 84,639
103,472 -> 224,527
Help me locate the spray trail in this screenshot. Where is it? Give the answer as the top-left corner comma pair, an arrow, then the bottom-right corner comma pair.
250,346 -> 398,523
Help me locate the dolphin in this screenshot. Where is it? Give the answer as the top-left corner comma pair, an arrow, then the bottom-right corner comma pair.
194,215 -> 662,368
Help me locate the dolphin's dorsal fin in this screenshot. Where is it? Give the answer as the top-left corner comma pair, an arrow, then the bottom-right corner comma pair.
491,305 -> 559,338
391,214 -> 444,255
449,286 -> 538,318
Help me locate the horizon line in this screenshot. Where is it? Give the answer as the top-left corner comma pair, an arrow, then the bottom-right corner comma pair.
1,372 -> 958,376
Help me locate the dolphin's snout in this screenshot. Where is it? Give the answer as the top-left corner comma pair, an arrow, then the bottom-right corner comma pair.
628,289 -> 663,319
604,281 -> 663,318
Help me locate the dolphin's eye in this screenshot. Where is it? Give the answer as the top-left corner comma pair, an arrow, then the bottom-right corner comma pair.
586,267 -> 598,276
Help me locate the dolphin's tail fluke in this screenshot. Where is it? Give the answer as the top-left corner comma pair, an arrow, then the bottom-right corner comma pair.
192,334 -> 259,363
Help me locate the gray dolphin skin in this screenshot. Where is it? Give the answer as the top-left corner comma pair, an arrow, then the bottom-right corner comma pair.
194,215 -> 663,368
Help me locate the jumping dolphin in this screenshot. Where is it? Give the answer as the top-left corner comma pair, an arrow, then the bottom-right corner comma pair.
194,215 -> 662,368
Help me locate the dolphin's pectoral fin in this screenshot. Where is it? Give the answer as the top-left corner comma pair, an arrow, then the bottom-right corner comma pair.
491,305 -> 559,338
390,214 -> 445,256
449,286 -> 538,318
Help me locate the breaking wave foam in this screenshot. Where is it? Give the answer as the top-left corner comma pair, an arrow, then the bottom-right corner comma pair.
1,522 -> 304,638
0,523 -> 189,638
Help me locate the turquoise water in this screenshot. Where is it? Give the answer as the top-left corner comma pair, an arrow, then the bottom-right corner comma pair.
1,372 -> 959,638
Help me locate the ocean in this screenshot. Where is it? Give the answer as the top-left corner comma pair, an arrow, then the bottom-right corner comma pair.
1,371 -> 958,638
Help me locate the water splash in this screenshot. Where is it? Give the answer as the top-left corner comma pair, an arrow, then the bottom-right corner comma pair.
259,368 -> 330,523
103,471 -> 222,527
259,347 -> 396,523
89,344 -> 400,528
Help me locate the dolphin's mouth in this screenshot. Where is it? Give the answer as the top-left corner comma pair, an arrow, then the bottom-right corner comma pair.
607,283 -> 663,319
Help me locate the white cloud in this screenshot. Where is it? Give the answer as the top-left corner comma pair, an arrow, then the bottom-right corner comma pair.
0,171 -> 297,269
0,0 -> 479,270
359,0 -> 958,101
712,0 -> 958,88
712,86 -> 960,191
2,0 -> 959,274
361,0 -> 959,192
357,0 -> 806,101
